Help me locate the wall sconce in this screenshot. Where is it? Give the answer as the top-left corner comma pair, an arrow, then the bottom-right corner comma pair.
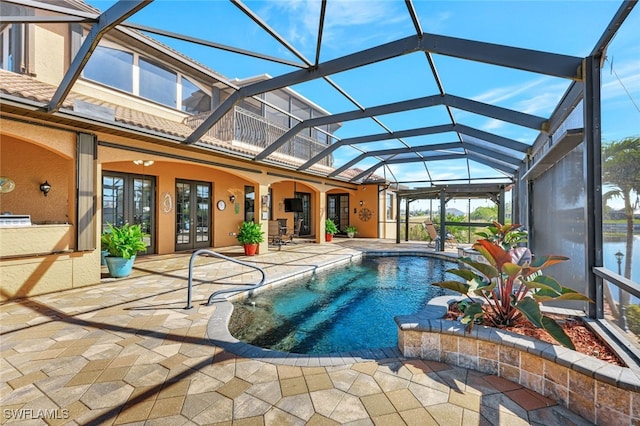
229,194 -> 236,203
39,180 -> 51,197
359,200 -> 364,207
133,160 -> 154,166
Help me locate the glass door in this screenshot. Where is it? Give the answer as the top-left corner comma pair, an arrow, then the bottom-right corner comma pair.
102,173 -> 155,254
294,192 -> 311,236
327,194 -> 349,235
176,180 -> 211,251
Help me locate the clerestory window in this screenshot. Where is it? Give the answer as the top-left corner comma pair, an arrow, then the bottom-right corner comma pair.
0,24 -> 11,71
139,58 -> 176,107
82,40 -> 210,114
83,45 -> 133,92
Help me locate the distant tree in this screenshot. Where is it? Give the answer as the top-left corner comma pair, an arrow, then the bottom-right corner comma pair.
603,136 -> 640,328
603,136 -> 640,280
470,206 -> 498,222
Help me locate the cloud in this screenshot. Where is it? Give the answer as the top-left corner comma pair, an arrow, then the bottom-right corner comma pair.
472,78 -> 548,105
260,0 -> 407,52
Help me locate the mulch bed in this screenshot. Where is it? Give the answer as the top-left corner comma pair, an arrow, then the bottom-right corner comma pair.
444,302 -> 625,366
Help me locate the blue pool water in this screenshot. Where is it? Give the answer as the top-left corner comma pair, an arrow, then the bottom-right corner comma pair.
229,255 -> 457,354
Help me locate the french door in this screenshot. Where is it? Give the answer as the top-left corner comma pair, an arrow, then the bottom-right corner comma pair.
175,180 -> 211,251
294,192 -> 311,236
102,173 -> 155,254
327,194 -> 349,235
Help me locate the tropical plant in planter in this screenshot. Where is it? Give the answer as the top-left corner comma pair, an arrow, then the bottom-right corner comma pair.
344,225 -> 357,238
101,223 -> 147,278
237,221 -> 264,256
434,222 -> 591,350
325,219 -> 338,242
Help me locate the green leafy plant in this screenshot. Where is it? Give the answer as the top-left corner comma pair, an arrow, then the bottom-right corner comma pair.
626,304 -> 640,335
236,221 -> 264,245
325,219 -> 338,235
344,225 -> 357,235
434,222 -> 590,350
101,223 -> 147,259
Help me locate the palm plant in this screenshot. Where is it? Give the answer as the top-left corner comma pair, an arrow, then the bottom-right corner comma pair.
603,137 -> 639,322
325,219 -> 338,235
602,136 -> 639,280
101,223 -> 147,259
236,221 -> 265,245
434,222 -> 590,350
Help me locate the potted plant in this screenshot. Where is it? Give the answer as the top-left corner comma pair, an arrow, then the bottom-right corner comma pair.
100,231 -> 110,266
237,221 -> 264,256
325,219 -> 338,242
101,223 -> 147,278
344,225 -> 357,238
433,222 -> 591,349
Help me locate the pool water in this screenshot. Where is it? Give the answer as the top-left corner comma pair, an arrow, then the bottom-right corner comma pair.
229,255 -> 457,354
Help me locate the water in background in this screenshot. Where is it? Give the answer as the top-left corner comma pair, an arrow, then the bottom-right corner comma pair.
230,256 -> 457,354
603,235 -> 639,304
603,235 -> 639,282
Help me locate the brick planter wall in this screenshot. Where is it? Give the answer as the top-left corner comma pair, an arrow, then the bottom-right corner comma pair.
395,297 -> 640,425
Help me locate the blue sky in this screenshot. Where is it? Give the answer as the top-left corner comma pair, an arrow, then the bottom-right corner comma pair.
85,0 -> 639,211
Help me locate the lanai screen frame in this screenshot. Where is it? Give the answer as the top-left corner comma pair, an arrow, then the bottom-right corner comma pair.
2,0 -> 638,363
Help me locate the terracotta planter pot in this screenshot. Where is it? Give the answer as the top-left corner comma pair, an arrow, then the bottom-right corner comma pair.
243,243 -> 258,256
326,233 -> 333,242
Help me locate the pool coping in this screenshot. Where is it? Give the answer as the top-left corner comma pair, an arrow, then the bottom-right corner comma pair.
205,250 -> 457,366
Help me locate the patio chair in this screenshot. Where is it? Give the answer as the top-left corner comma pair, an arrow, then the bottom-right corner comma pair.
286,218 -> 303,243
422,219 -> 457,249
268,220 -> 286,249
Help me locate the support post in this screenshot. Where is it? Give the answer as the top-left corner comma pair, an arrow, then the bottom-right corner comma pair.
439,188 -> 446,251
583,55 -> 603,318
498,186 -> 506,224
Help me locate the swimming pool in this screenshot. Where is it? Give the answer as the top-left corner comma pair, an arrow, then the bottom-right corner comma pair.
229,255 -> 457,354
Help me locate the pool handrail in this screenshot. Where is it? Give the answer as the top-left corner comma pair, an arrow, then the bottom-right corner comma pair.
185,249 -> 266,309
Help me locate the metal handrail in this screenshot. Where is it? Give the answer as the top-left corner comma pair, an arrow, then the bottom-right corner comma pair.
185,249 -> 266,309
593,266 -> 640,298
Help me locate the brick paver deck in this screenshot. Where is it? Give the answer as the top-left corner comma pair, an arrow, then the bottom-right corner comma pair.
1,239 -> 592,425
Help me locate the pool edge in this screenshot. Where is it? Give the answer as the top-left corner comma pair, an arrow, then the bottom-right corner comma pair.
206,249 -> 455,365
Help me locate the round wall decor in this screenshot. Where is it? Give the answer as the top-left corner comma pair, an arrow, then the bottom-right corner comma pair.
217,200 -> 226,211
161,192 -> 173,214
0,177 -> 16,193
358,207 -> 372,222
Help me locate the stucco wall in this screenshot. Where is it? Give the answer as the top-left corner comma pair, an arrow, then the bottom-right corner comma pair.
1,131 -> 98,301
0,135 -> 75,225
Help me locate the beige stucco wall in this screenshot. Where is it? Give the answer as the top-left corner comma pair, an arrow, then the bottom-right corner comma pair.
339,184 -> 379,238
0,126 -> 98,301
0,134 -> 74,224
32,22 -> 68,86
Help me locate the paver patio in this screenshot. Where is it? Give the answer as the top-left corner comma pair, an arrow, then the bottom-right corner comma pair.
1,240 -> 592,425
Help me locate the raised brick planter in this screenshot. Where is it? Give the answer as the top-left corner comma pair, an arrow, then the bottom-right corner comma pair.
395,296 -> 640,425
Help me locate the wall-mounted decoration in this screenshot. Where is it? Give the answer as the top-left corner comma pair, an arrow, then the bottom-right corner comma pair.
358,207 -> 372,222
0,177 -> 16,193
261,194 -> 270,219
161,191 -> 173,214
217,200 -> 227,211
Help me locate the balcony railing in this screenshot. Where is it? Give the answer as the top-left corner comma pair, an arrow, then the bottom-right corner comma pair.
184,107 -> 333,167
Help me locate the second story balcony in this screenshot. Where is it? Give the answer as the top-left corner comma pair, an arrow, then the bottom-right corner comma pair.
184,106 -> 334,168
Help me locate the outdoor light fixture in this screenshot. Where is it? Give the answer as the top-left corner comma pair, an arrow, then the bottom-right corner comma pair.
359,200 -> 364,207
39,180 -> 51,196
615,251 -> 624,274
133,160 -> 154,166
229,194 -> 236,203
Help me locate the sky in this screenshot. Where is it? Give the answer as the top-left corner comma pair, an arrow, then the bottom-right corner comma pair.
84,0 -> 639,212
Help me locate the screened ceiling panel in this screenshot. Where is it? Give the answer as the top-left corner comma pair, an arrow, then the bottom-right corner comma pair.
7,0 -> 633,189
